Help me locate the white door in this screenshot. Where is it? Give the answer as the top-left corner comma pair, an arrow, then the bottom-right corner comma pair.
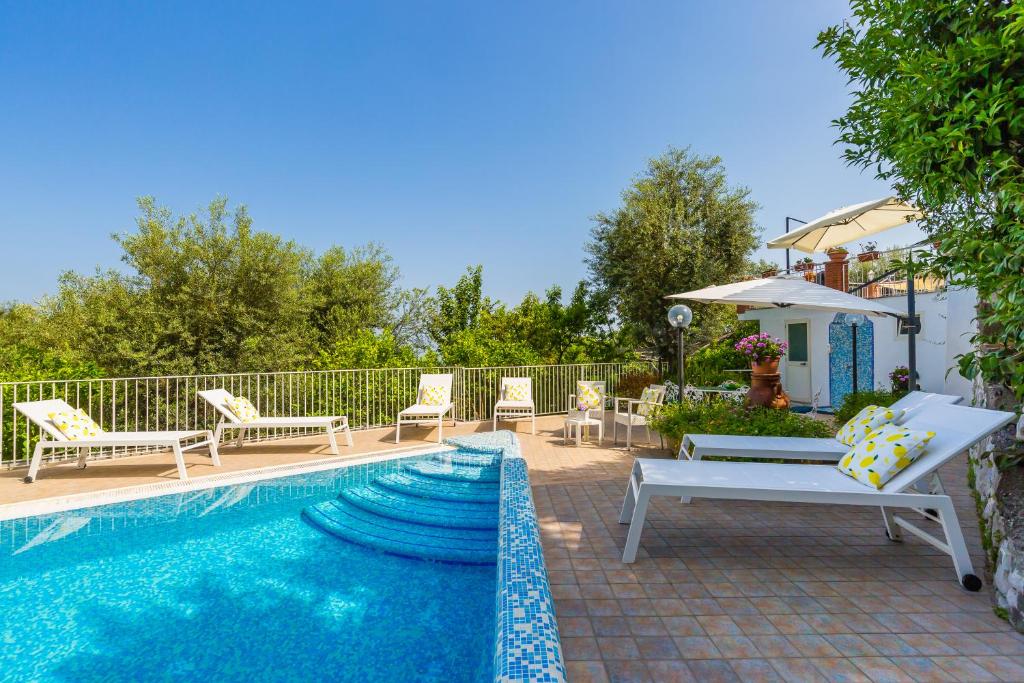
785,320 -> 811,403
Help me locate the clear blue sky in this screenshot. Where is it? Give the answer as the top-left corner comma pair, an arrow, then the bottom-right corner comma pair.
0,1 -> 921,305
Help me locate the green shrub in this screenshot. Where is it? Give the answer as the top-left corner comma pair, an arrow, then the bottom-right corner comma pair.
651,399 -> 833,452
832,389 -> 906,427
684,321 -> 758,387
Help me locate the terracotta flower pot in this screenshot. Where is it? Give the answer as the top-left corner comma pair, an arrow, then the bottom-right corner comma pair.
857,251 -> 880,262
751,358 -> 780,375
827,250 -> 848,263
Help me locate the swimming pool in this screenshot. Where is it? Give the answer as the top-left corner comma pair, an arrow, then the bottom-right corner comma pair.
0,449 -> 498,682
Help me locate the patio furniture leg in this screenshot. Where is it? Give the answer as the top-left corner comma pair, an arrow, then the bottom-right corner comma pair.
76,446 -> 89,469
172,442 -> 188,480
326,427 -> 339,456
25,442 -> 45,483
395,418 -> 401,444
213,418 -> 225,446
680,439 -> 700,504
493,412 -> 497,432
235,427 -> 246,448
622,486 -> 651,563
613,419 -> 618,445
934,497 -> 980,590
342,421 -> 353,447
881,506 -> 902,541
626,423 -> 632,450
207,432 -> 222,466
619,465 -> 638,523
437,415 -> 443,443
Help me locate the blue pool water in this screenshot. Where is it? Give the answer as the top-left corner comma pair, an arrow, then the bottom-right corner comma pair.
0,452 -> 497,682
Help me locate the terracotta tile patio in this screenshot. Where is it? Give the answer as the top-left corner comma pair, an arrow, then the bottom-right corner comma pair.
3,414 -> 1024,682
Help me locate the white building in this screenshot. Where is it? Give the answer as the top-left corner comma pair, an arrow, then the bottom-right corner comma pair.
740,286 -> 976,409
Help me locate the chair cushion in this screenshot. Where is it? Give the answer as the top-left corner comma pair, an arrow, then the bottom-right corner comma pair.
505,380 -> 530,402
48,409 -> 105,440
576,382 -> 602,409
637,388 -> 658,417
227,396 -> 260,423
419,384 -> 447,406
836,404 -> 900,446
837,423 -> 936,489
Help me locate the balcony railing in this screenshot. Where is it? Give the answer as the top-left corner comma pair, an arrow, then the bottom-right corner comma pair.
0,362 -> 658,469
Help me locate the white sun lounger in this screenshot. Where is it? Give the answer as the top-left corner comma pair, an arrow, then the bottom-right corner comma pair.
14,399 -> 220,482
198,389 -> 353,455
679,391 -> 962,463
396,373 -> 456,444
619,403 -> 1015,590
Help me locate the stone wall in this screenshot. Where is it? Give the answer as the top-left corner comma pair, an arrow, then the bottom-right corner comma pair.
970,377 -> 1024,629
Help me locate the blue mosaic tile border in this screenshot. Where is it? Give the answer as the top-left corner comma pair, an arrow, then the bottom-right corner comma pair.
446,431 -> 567,683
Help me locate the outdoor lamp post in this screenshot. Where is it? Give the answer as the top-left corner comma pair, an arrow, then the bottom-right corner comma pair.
847,313 -> 869,395
667,304 -> 693,392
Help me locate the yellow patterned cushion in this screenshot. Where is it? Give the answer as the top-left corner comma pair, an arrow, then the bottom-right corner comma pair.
836,404 -> 899,446
420,384 -> 447,406
48,409 -> 104,440
838,423 -> 936,489
227,396 -> 260,423
576,382 -> 601,409
637,388 -> 658,417
505,381 -> 530,402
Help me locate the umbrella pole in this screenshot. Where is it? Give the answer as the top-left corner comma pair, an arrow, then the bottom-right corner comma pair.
907,251 -> 918,390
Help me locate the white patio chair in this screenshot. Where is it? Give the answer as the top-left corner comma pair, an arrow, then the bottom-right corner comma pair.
568,380 -> 607,421
619,402 -> 1015,591
613,384 -> 666,450
396,373 -> 455,444
493,377 -> 536,434
197,389 -> 353,455
14,399 -> 220,482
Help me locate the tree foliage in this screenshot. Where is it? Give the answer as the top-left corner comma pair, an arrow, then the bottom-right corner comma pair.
586,147 -> 761,361
818,0 -> 1024,396
0,197 -> 639,381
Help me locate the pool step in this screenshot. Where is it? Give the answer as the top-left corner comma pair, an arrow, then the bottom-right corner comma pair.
338,483 -> 498,529
434,451 -> 503,468
303,499 -> 497,564
402,458 -> 500,483
375,471 -> 499,503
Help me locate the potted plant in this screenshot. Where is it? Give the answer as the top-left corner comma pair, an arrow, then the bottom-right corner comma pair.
826,246 -> 849,262
889,365 -> 910,393
794,257 -> 815,272
857,241 -> 880,262
734,332 -> 788,375
761,267 -> 778,278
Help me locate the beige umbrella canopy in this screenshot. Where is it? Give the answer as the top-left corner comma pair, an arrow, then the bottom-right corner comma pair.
765,196 -> 922,254
666,275 -> 902,317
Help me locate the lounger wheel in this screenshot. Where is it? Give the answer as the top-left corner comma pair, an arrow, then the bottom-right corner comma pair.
23,475 -> 34,483
885,527 -> 902,542
962,574 -> 982,592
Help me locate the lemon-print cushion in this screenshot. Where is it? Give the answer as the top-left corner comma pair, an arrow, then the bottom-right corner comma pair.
48,409 -> 104,440
838,423 -> 936,489
419,384 -> 447,406
227,396 -> 260,423
637,388 -> 658,417
576,382 -> 601,409
836,404 -> 900,446
505,381 -> 530,402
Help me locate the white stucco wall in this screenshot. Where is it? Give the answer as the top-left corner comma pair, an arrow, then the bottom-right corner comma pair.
739,286 -> 977,407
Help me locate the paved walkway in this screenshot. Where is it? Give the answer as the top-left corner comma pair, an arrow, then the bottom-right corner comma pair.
4,414 -> 1024,681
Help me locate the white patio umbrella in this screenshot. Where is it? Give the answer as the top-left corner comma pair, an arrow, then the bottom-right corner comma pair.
765,195 -> 925,390
765,196 -> 923,253
666,276 -> 901,317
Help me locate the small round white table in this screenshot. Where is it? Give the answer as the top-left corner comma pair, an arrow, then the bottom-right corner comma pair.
564,414 -> 603,446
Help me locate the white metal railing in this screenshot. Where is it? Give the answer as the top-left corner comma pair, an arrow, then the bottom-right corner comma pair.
0,362 -> 658,469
